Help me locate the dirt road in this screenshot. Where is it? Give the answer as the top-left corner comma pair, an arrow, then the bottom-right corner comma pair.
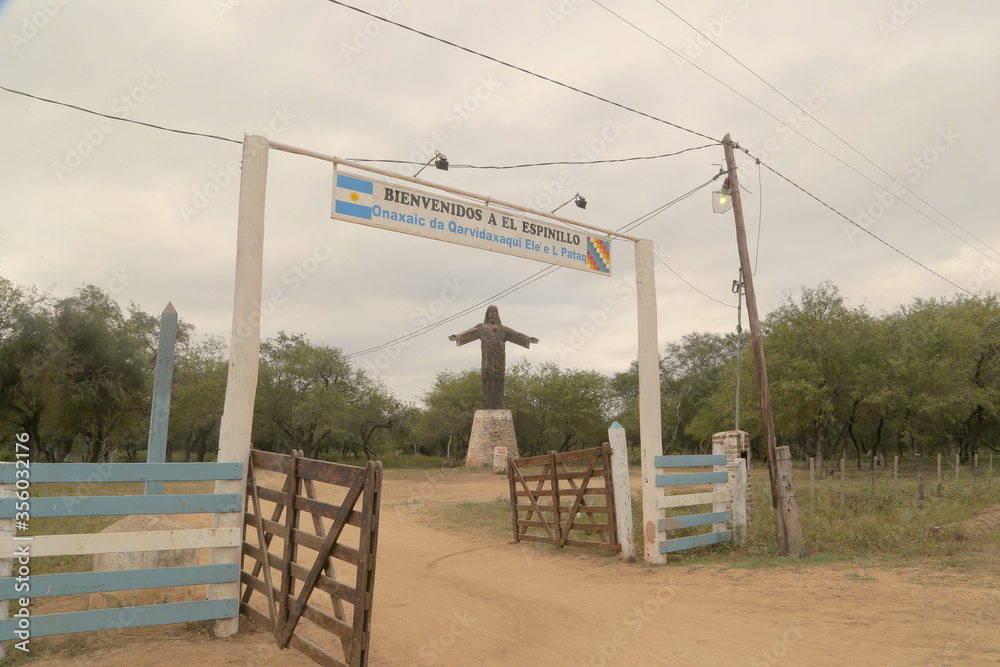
39,470 -> 1000,666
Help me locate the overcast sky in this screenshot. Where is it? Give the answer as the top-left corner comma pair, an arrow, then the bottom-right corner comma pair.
2,0 -> 998,404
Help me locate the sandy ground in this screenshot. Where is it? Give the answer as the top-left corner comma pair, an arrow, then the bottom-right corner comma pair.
33,469 -> 1000,666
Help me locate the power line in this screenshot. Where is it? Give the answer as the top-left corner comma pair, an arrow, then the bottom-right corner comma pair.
654,1 -> 999,260
594,2 -> 998,263
655,252 -> 736,309
746,146 -> 981,301
0,84 -> 242,145
346,143 -> 716,170
320,0 -> 720,144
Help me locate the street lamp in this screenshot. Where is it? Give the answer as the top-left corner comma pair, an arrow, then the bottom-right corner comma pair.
713,177 -> 733,214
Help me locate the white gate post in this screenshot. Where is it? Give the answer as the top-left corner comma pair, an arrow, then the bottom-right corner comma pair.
209,135 -> 269,638
635,239 -> 665,564
729,459 -> 748,545
608,422 -> 635,561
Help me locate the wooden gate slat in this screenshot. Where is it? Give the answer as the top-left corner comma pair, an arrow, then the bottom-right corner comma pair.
242,450 -> 381,666
510,460 -> 556,542
348,461 -> 382,667
246,459 -> 280,633
508,446 -> 619,551
279,471 -> 367,647
303,476 -> 353,659
242,459 -> 297,605
277,450 -> 301,644
241,546 -> 357,603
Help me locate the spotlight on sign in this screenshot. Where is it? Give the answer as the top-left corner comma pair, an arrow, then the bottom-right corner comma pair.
552,193 -> 587,214
415,151 -> 449,177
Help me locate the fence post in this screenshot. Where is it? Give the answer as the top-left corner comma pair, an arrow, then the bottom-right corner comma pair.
712,443 -> 727,535
608,423 -> 635,562
730,459 -> 748,546
937,454 -> 942,496
145,303 -> 178,496
773,447 -> 804,556
973,453 -> 978,485
955,453 -> 960,485
808,458 -> 815,514
549,452 -> 561,545
893,455 -> 898,495
870,456 -> 877,504
917,453 -> 925,509
840,458 -> 845,506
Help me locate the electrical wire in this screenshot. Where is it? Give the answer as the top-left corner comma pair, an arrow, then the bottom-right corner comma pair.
321,0 -> 720,144
654,1 -> 999,260
0,84 -> 241,145
1,82 -> 715,176
596,2 -> 999,263
345,143 -> 716,169
655,252 -> 737,309
745,147 -> 981,301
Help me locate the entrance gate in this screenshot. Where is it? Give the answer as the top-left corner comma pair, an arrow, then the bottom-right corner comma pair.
507,444 -> 618,550
241,449 -> 382,667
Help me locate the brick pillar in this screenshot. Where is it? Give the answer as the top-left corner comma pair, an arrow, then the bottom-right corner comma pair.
712,430 -> 751,524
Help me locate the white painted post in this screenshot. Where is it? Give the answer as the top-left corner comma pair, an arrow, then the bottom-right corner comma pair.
713,442 -> 728,534
729,459 -> 748,545
635,239 -> 665,564
209,135 -> 269,638
608,422 -> 635,562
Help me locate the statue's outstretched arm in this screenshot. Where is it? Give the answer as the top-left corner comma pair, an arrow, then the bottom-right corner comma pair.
504,327 -> 538,349
449,325 -> 482,346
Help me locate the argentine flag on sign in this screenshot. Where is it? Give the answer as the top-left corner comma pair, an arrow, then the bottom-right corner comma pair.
334,173 -> 374,220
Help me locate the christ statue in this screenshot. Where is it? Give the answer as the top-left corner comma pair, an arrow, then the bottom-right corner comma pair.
448,305 -> 538,410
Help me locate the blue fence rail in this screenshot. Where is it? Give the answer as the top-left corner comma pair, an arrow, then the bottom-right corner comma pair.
654,454 -> 733,554
0,461 -> 243,645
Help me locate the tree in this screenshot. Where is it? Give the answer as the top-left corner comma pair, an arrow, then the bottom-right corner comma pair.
171,336 -> 228,462
416,369 -> 481,457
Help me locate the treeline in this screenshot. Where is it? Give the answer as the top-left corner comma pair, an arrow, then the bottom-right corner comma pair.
2,275 -> 998,464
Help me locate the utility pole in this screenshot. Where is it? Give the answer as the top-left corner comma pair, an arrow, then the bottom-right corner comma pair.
732,270 -> 744,431
722,133 -> 804,557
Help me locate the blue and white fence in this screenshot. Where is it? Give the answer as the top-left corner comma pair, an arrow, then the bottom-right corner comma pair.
654,452 -> 747,554
0,461 -> 243,653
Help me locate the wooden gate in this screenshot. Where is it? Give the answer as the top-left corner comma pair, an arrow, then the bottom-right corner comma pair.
507,444 -> 618,550
241,449 -> 382,667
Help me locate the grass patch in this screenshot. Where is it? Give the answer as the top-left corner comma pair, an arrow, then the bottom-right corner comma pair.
424,468 -> 1000,570
429,497 -> 511,539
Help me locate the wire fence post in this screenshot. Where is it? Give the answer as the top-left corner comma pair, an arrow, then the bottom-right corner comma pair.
892,455 -> 898,495
809,457 -> 815,514
917,453 -> 924,509
870,455 -> 877,505
973,452 -> 978,485
937,453 -> 942,496
955,453 -> 960,485
840,458 -> 845,506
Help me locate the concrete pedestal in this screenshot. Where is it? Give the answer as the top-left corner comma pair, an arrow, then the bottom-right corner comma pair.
465,409 -> 520,467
